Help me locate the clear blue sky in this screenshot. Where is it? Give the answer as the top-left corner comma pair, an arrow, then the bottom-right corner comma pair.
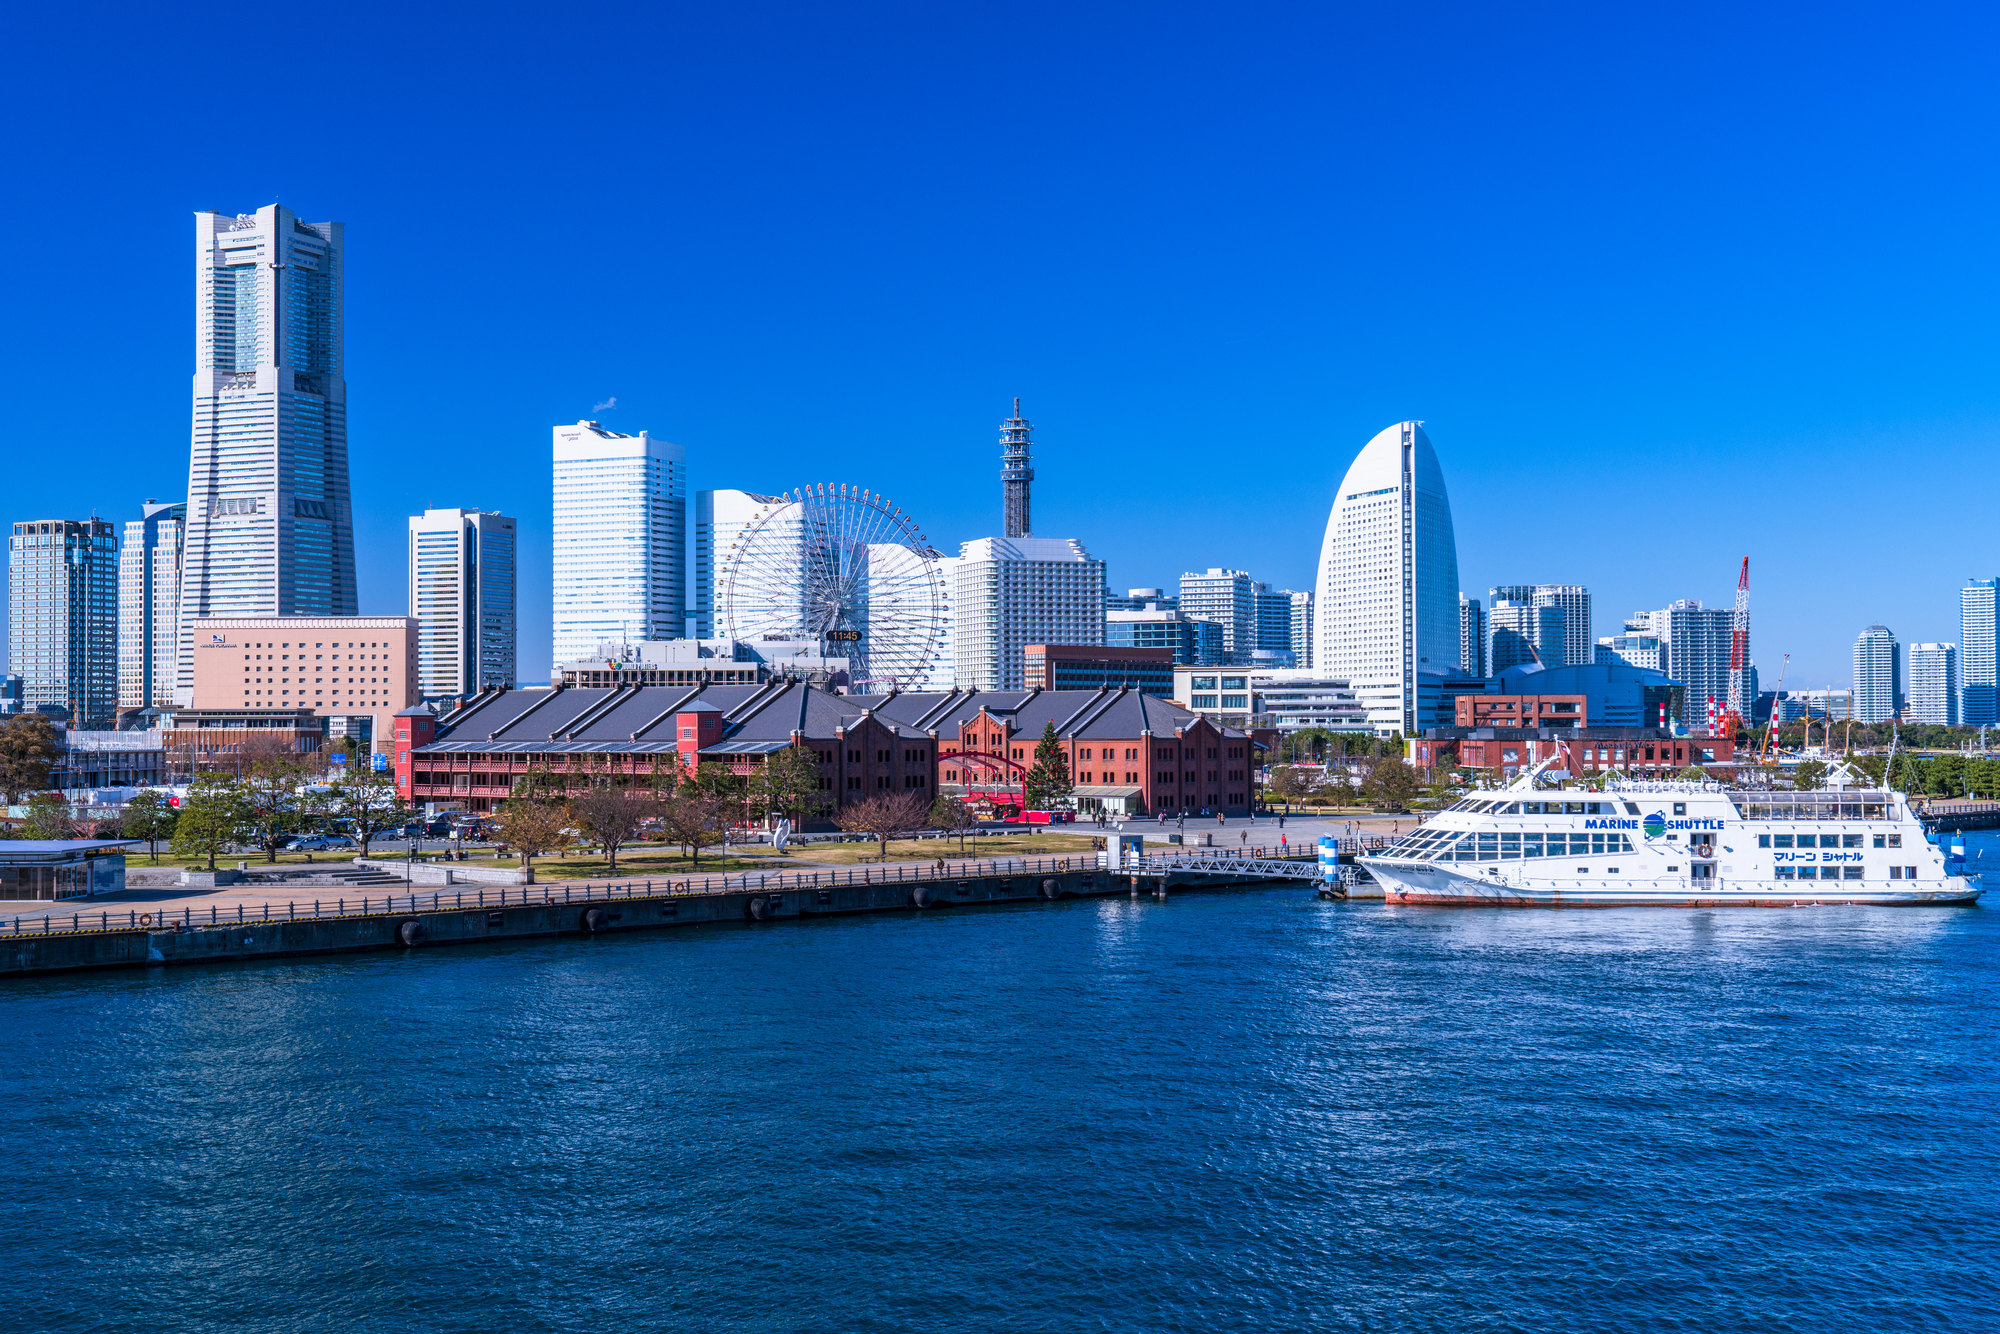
5,1 -> 1997,690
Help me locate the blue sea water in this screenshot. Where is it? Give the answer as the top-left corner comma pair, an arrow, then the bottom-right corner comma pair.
5,844 -> 1999,1333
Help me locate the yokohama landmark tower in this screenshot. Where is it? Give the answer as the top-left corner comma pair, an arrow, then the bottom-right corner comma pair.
177,204 -> 357,698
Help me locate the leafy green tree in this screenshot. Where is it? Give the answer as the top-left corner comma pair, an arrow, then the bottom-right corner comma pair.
0,714 -> 61,804
1791,759 -> 1829,792
1366,757 -> 1420,807
171,772 -> 248,870
122,790 -> 178,862
1023,720 -> 1073,811
329,766 -> 412,857
753,744 -> 830,823
19,793 -> 77,840
239,756 -> 311,863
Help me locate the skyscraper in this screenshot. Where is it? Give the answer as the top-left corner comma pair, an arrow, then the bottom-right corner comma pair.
408,508 -> 517,700
1489,584 -> 1591,665
953,537 -> 1104,690
1852,623 -> 1903,722
1288,590 -> 1314,670
693,488 -> 782,638
1630,600 -> 1732,726
1487,599 -> 1564,672
9,519 -> 119,727
1315,422 -> 1460,734
1961,579 -> 1997,725
1001,398 -> 1033,538
118,500 -> 185,709
179,205 -> 355,701
1458,594 -> 1485,676
551,420 -> 686,667
1180,569 -> 1257,664
1908,643 -> 1960,725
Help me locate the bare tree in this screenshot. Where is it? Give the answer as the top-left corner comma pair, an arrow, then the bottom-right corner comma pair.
660,788 -> 728,867
570,784 -> 651,875
928,794 -> 976,854
834,790 -> 931,860
493,796 -> 569,879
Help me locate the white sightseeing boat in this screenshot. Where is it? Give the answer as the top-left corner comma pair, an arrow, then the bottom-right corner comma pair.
1358,757 -> 1982,908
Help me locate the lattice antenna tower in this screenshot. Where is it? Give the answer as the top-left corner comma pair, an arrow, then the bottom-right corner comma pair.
1000,396 -> 1034,538
1727,556 -> 1751,721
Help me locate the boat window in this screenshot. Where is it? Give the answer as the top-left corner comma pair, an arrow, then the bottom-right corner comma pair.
1758,834 -> 1771,848
1843,866 -> 1864,880
1888,834 -> 1901,848
1840,803 -> 1861,819
1776,866 -> 1796,879
1500,803 -> 1520,814
1523,833 -> 1544,857
1863,802 -> 1886,819
1773,835 -> 1793,848
1500,833 -> 1521,859
1818,834 -> 1839,849
1623,802 -> 1641,816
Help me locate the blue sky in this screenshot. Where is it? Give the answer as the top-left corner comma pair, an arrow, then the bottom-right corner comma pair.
4,1 -> 1997,689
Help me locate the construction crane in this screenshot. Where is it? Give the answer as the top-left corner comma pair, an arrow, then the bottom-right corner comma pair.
1721,556 -> 1750,737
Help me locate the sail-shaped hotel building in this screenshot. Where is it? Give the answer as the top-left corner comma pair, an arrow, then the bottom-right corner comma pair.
1314,421 -> 1461,735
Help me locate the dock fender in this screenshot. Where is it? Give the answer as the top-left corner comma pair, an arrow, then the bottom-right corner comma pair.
580,907 -> 608,933
1040,879 -> 1062,900
745,895 -> 773,921
911,885 -> 935,908
396,918 -> 426,946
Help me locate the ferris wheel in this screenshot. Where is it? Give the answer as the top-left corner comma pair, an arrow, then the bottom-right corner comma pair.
718,483 -> 949,693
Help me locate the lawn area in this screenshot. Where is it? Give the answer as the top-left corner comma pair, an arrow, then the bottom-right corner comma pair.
783,832 -> 1103,864
526,846 -> 777,880
123,846 -> 409,872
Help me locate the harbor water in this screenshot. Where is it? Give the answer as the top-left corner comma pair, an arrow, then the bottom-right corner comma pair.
5,839 -> 1999,1332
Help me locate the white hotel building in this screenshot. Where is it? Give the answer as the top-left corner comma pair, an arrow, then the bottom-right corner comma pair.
953,537 -> 1104,691
551,421 -> 686,668
178,205 -> 356,701
1314,421 -> 1461,735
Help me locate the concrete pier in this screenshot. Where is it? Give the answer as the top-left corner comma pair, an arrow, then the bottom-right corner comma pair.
0,852 -> 1318,978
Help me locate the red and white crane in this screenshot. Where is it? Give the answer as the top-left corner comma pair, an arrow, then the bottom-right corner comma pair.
1723,557 -> 1750,735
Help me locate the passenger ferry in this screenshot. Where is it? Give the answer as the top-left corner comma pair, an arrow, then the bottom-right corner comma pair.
1358,758 -> 1982,908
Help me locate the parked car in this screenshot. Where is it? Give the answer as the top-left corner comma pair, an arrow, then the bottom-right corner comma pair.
320,834 -> 355,849
284,836 -> 331,851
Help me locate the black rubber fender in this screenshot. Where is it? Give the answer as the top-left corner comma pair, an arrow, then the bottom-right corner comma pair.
580,907 -> 607,932
396,918 -> 426,945
746,895 -> 772,921
1040,879 -> 1062,900
911,885 -> 934,908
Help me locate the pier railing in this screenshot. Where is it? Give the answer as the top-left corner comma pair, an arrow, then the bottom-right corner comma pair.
7,846 -> 1322,937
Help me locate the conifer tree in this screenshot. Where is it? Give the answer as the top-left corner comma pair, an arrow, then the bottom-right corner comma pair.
1023,720 -> 1073,811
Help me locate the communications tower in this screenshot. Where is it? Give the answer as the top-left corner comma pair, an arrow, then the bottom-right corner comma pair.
1000,397 -> 1034,538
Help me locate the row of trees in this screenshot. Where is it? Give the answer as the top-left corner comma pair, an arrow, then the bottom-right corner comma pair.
1265,757 -> 1420,809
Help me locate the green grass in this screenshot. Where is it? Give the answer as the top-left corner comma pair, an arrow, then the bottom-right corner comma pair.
526,846 -> 777,880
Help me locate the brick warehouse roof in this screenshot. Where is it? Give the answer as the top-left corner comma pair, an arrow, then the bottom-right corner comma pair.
414,682 -> 1243,756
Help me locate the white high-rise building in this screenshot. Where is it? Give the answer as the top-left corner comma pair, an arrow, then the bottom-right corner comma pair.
1852,623 -> 1903,723
868,546 -> 960,689
1180,568 -> 1257,664
408,508 -> 517,700
178,205 -> 355,702
1631,601 -> 1732,726
1288,590 -> 1314,671
954,537 -> 1105,691
9,519 -> 119,728
693,488 -> 782,638
1458,594 -> 1485,676
118,500 -> 185,709
1315,421 -> 1460,735
551,420 -> 686,667
1490,584 -> 1591,666
1961,579 -> 1997,725
1488,600 -> 1564,672
1908,642 -> 1960,725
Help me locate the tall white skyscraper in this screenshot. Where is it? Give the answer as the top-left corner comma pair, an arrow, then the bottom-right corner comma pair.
1908,642 -> 1960,725
1315,421 -> 1460,735
1488,600 -> 1564,672
1631,600 -> 1732,726
178,205 -> 355,701
1961,579 -> 1997,725
552,420 -> 686,667
954,537 -> 1104,690
1489,584 -> 1591,665
1288,589 -> 1314,671
693,488 -> 782,638
9,519 -> 119,727
1852,624 -> 1903,723
408,508 -> 517,700
118,500 -> 185,709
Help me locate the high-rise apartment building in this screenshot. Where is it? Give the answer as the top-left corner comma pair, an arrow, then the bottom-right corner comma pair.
551,420 -> 686,667
1487,600 -> 1565,673
1595,632 -> 1665,673
1908,642 -> 1960,725
954,537 -> 1104,690
408,508 -> 516,701
1106,606 -> 1224,666
1961,579 -> 1998,725
1315,422 -> 1460,735
1852,624 -> 1903,723
1180,569 -> 1256,664
118,500 -> 185,709
1288,590 -> 1314,671
1459,594 -> 1485,676
1628,600 -> 1732,726
1254,584 -> 1295,665
1106,588 -> 1178,612
9,519 -> 119,727
179,205 -> 355,701
1489,584 -> 1591,666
